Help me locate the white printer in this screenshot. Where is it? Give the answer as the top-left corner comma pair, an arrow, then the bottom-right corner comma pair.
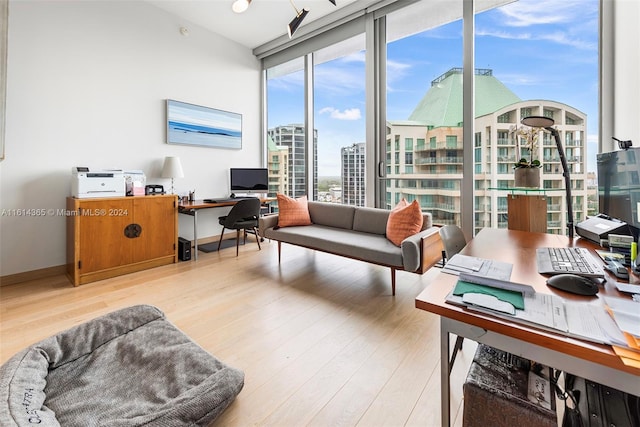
72,167 -> 126,198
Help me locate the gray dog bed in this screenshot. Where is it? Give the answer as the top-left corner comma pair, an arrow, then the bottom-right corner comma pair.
0,305 -> 244,426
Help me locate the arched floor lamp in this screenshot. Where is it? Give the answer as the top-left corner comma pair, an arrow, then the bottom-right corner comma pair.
521,116 -> 574,239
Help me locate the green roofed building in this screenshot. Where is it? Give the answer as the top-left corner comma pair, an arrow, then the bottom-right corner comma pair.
386,68 -> 590,236
408,68 -> 521,127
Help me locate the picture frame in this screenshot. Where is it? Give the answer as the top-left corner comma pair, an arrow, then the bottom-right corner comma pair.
166,99 -> 242,149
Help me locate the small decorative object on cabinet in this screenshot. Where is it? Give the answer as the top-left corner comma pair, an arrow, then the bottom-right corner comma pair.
66,195 -> 178,286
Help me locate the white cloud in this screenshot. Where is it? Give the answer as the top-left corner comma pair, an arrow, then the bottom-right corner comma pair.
480,0 -> 598,51
476,28 -> 596,50
319,107 -> 362,120
499,0 -> 585,27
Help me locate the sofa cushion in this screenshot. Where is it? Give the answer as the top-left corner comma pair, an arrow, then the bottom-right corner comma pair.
308,201 -> 356,230
352,207 -> 390,235
386,199 -> 424,246
264,224 -> 404,268
277,194 -> 312,227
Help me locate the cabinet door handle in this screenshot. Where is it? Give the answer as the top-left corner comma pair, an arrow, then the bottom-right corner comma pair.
124,223 -> 142,238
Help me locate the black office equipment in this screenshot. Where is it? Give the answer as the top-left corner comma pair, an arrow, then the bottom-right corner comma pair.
536,247 -> 605,278
604,260 -> 629,280
178,237 -> 191,261
546,274 -> 599,296
229,168 -> 268,194
204,197 -> 256,204
597,147 -> 640,239
145,184 -> 165,195
575,214 -> 628,244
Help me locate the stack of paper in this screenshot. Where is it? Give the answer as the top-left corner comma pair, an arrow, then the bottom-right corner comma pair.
604,296 -> 640,368
442,254 -> 513,281
446,274 -> 628,347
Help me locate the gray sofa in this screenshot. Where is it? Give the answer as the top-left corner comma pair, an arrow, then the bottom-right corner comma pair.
259,201 -> 443,295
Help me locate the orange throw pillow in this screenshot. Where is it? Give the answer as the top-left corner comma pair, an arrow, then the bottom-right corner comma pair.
386,199 -> 423,246
277,194 -> 312,227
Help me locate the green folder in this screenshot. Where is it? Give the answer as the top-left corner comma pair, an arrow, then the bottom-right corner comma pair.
453,280 -> 525,310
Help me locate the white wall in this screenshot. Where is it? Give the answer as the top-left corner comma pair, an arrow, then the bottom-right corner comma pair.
0,1 -> 261,277
613,0 -> 640,146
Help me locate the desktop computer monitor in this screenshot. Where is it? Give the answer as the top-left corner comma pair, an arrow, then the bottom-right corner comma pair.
230,168 -> 268,195
597,147 -> 640,237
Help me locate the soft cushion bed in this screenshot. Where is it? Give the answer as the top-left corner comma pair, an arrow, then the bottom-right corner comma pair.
0,305 -> 244,426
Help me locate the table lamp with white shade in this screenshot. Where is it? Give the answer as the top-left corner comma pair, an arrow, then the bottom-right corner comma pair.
161,156 -> 184,195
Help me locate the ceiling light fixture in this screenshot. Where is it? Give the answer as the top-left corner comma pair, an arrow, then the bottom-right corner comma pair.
287,0 -> 309,38
232,0 -> 251,13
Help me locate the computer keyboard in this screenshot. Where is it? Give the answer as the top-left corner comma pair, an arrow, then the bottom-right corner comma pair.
536,247 -> 605,278
203,197 -> 257,203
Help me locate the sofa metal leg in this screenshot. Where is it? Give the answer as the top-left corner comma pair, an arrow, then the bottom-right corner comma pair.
277,241 -> 281,263
391,268 -> 396,296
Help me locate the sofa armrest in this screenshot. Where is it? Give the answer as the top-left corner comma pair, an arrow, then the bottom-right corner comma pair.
401,226 -> 442,272
258,214 -> 279,238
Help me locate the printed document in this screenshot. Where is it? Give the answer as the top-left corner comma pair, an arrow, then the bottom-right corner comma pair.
442,254 -> 513,281
447,289 -> 627,346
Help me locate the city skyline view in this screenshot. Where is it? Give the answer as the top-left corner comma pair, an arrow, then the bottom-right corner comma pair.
267,0 -> 599,177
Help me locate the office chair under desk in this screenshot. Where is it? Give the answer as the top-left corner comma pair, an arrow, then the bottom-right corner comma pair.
439,224 -> 467,373
217,198 -> 262,256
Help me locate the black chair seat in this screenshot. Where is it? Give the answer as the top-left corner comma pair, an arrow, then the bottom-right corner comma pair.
217,198 -> 262,256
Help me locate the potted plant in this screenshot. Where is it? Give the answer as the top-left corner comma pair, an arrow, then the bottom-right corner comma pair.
510,124 -> 542,187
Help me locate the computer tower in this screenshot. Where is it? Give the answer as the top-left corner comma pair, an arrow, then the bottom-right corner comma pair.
178,237 -> 191,261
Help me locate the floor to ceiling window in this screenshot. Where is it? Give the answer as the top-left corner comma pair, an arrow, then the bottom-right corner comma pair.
266,57 -> 306,198
474,0 -> 599,235
385,1 -> 464,223
262,0 -> 599,236
314,34 -> 366,205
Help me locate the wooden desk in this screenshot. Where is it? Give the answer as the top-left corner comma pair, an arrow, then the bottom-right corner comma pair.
415,228 -> 640,427
178,198 -> 274,260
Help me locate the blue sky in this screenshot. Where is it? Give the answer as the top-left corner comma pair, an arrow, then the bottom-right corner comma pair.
268,0 -> 599,177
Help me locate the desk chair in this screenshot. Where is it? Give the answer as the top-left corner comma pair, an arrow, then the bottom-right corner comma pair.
439,224 -> 467,373
218,198 -> 262,256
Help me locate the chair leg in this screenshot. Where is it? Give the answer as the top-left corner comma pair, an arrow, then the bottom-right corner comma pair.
217,227 -> 226,251
235,229 -> 241,256
391,268 -> 396,296
253,227 -> 261,250
449,336 -> 465,374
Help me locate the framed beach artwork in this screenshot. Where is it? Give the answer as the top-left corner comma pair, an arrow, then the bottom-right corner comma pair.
166,99 -> 242,149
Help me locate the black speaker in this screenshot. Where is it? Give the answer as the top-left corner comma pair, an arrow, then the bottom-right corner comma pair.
178,237 -> 191,261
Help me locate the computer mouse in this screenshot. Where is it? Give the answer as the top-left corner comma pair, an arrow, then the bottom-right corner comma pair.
604,260 -> 629,280
546,274 -> 599,296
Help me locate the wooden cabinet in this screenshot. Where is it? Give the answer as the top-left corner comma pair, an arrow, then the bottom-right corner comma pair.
507,194 -> 547,233
67,195 -> 177,286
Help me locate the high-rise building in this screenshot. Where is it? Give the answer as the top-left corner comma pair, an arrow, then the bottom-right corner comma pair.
267,124 -> 318,199
341,142 -> 365,206
266,135 -> 288,196
386,68 -> 589,236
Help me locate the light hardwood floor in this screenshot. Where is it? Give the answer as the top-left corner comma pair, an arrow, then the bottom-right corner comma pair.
0,240 -> 476,426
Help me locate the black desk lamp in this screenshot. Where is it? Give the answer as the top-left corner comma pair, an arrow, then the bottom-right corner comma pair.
521,116 -> 574,239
